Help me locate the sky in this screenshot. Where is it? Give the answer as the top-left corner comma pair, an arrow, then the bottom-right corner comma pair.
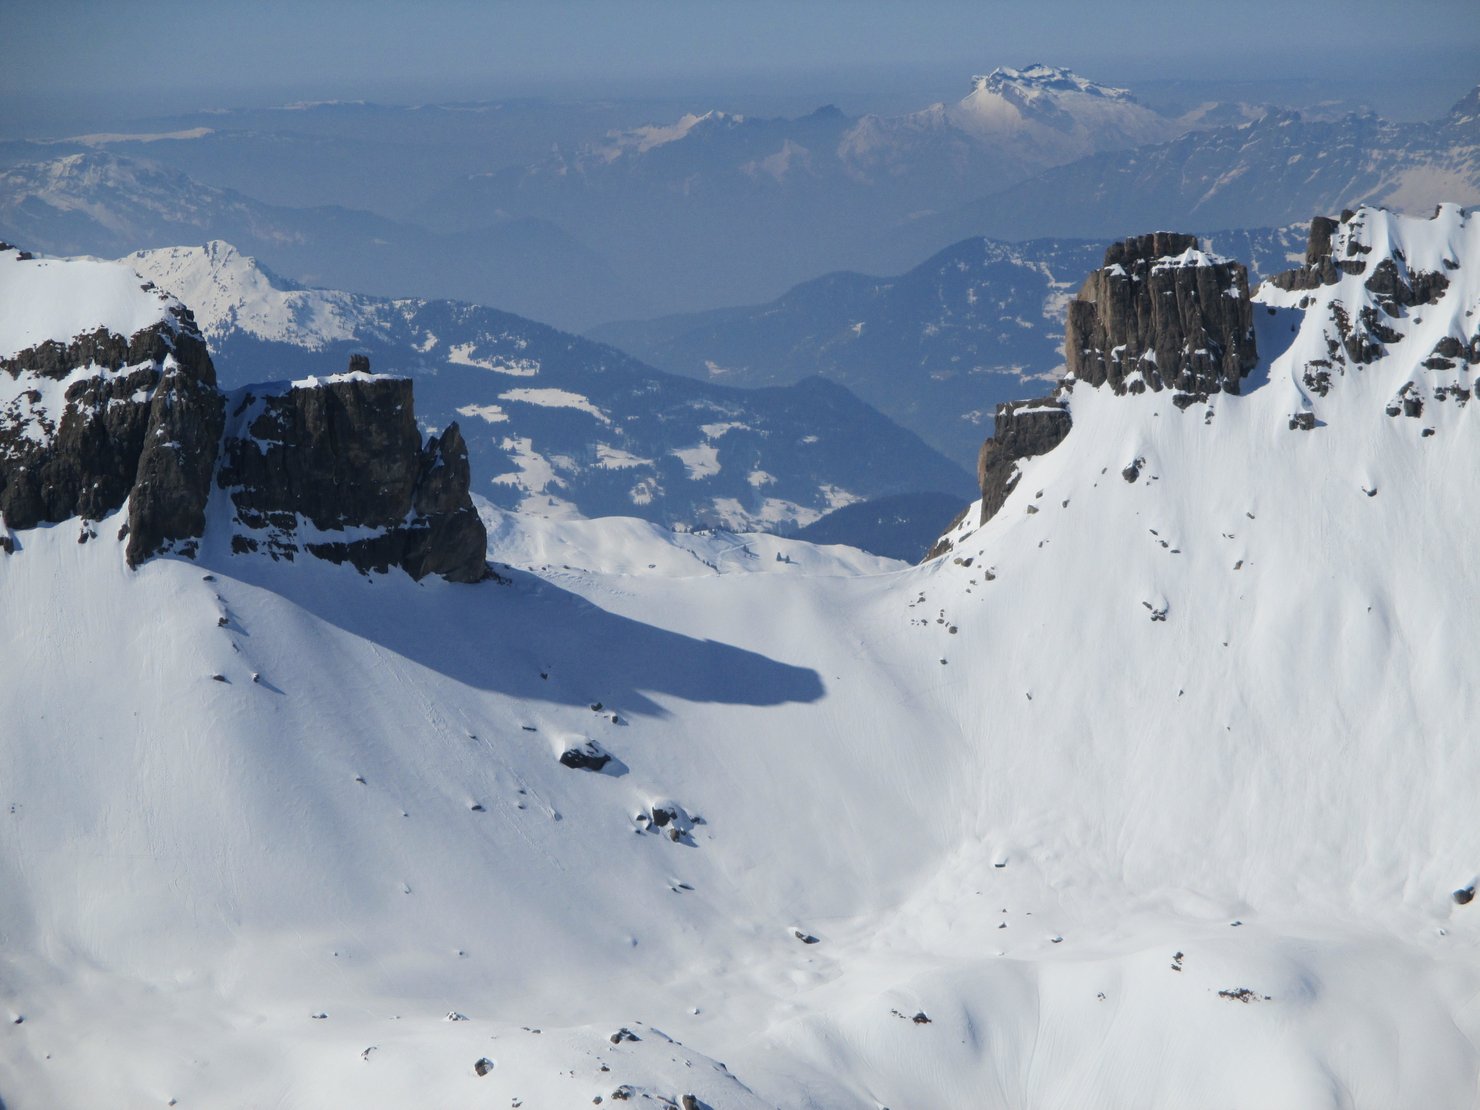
4,0 -> 1479,130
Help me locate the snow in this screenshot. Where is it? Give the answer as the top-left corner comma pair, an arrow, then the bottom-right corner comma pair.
126,241 -> 361,348
455,402 -> 509,424
498,387 -> 610,424
0,249 -> 177,356
447,343 -> 540,376
594,444 -> 652,470
671,443 -> 720,479
3,205 -> 1480,1107
1150,246 -> 1226,271
290,370 -> 385,388
490,434 -> 562,497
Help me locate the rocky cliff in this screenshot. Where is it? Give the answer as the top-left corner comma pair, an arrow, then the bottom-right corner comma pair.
0,259 -> 225,564
938,231 -> 1260,540
973,397 -> 1072,526
0,246 -> 486,582
219,369 -> 486,582
1065,232 -> 1257,403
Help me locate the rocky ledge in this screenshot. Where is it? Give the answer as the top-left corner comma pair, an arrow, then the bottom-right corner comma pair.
1066,232 -> 1257,405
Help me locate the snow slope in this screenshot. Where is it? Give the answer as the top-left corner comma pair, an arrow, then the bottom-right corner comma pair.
0,247 -> 179,354
3,206 -> 1480,1108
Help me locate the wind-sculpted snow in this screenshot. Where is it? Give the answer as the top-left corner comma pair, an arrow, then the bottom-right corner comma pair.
3,206 -> 1479,1108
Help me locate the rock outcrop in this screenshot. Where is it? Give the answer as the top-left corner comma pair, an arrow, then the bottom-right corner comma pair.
1065,232 -> 1257,403
0,308 -> 224,563
219,372 -> 487,582
937,230 -> 1263,546
975,397 -> 1072,525
1,247 -> 486,581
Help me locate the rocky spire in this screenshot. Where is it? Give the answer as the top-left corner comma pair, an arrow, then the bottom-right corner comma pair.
1065,232 -> 1257,404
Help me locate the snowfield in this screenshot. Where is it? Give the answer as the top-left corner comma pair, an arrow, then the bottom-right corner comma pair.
2,206 -> 1479,1107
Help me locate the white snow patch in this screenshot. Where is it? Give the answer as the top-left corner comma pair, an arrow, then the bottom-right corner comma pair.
498,388 -> 610,423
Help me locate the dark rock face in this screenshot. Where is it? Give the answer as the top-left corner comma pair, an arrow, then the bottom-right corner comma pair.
0,313 -> 214,386
1066,233 -> 1257,403
975,397 -> 1072,525
1267,217 -> 1360,291
126,366 -> 226,565
1,317 -> 222,565
2,301 -> 486,581
218,372 -> 487,583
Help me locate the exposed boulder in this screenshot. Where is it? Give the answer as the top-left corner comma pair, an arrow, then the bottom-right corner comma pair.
1066,232 -> 1257,403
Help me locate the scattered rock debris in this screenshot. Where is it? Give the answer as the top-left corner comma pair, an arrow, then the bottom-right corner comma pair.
609,1027 -> 640,1044
1171,951 -> 1185,972
474,1057 -> 495,1076
1217,988 -> 1270,1003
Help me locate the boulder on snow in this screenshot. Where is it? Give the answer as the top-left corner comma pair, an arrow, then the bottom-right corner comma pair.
559,740 -> 612,772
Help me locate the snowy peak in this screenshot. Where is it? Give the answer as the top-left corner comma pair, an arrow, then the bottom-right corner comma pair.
126,241 -> 364,348
949,62 -> 1178,154
1451,86 -> 1480,127
971,63 -> 1138,104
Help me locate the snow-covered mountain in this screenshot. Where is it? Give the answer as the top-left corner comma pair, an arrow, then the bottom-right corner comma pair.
122,241 -> 972,531
851,64 -> 1181,167
4,204 -> 1480,1109
904,86 -> 1480,251
422,64 -> 1212,317
592,226 -> 1309,470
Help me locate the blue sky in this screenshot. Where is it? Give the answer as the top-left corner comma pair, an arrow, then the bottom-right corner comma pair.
4,0 -> 1477,124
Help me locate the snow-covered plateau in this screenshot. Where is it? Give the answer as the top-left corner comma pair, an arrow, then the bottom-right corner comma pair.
2,204 -> 1479,1108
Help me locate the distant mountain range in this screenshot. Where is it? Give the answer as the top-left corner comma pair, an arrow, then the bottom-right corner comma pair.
4,71 -> 1475,331
124,241 -> 971,531
0,152 -> 641,330
893,86 -> 1480,257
